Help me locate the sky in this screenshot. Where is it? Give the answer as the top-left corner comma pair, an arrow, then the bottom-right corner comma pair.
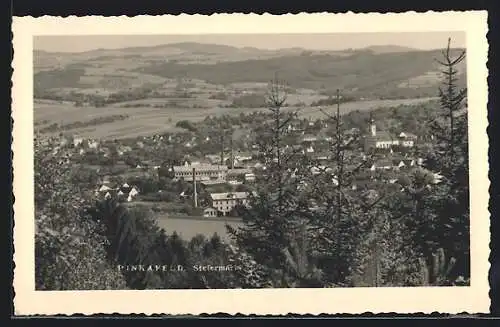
33,32 -> 466,53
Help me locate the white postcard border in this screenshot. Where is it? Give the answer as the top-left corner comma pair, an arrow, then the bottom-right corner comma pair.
12,11 -> 490,315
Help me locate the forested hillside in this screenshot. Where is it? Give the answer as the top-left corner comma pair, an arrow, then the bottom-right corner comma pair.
34,44 -> 467,101
136,49 -> 467,97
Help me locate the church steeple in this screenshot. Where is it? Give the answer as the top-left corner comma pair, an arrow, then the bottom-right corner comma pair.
369,112 -> 376,136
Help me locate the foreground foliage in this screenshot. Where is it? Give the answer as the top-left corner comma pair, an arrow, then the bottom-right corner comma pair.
34,141 -> 127,290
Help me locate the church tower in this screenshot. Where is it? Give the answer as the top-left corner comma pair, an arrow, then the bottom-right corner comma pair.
369,113 -> 376,137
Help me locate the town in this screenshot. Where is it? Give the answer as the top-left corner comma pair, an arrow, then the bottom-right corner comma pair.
36,101 -> 441,229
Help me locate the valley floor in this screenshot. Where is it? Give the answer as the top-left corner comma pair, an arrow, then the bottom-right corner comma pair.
34,97 -> 437,139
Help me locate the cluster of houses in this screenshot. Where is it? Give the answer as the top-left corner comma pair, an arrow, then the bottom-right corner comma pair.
367,156 -> 424,171
47,134 -> 139,159
363,118 -> 417,152
37,113 -> 435,220
96,182 -> 140,202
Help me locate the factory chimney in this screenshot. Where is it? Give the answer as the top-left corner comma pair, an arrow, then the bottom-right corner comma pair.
220,133 -> 224,166
230,137 -> 234,169
192,167 -> 198,208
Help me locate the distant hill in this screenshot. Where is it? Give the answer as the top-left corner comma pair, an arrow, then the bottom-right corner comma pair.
34,42 -> 279,72
85,42 -> 245,56
363,45 -> 418,54
135,48 -> 466,94
33,42 -> 467,100
33,42 -> 428,58
35,42 -> 266,62
156,42 -> 241,54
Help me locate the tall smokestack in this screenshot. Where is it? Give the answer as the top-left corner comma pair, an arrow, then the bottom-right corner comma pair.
220,133 -> 224,166
192,167 -> 198,208
230,137 -> 234,169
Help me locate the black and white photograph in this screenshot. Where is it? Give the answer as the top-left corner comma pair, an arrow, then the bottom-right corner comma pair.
12,12 -> 489,315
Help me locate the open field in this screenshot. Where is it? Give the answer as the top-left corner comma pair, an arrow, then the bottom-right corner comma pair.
107,97 -> 232,108
156,216 -> 243,242
34,97 -> 437,139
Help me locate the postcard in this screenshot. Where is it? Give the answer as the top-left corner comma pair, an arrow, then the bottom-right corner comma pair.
12,11 -> 490,315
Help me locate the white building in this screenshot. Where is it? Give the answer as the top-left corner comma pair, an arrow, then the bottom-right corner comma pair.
209,192 -> 249,216
301,135 -> 318,143
244,173 -> 256,182
99,185 -> 113,192
364,118 -> 417,151
73,136 -> 84,147
433,172 -> 444,184
127,187 -> 139,202
88,140 -> 99,149
173,163 -> 228,181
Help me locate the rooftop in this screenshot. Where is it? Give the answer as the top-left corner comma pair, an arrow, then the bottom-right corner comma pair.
200,179 -> 227,186
366,131 -> 396,141
399,132 -> 418,139
227,168 -> 253,175
173,164 -> 228,172
301,134 -> 318,142
210,192 -> 249,201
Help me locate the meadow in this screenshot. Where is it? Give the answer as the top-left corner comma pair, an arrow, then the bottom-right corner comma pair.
34,97 -> 437,139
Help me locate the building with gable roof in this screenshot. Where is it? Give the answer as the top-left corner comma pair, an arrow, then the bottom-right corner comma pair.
364,117 -> 417,152
209,192 -> 249,216
173,163 -> 228,181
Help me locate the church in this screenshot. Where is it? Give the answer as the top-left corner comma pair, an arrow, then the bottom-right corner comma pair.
363,117 -> 417,152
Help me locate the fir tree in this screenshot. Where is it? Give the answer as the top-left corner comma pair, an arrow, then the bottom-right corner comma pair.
227,75 -> 315,287
308,90 -> 380,286
381,167 -> 441,286
383,38 -> 469,286
423,38 -> 470,283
